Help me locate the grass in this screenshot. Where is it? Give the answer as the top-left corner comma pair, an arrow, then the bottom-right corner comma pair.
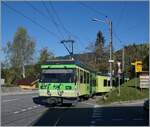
97,78 -> 149,105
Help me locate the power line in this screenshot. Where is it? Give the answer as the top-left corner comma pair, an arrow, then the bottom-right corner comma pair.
24,1 -> 50,20
48,1 -> 87,55
78,1 -> 108,18
49,1 -> 71,37
113,30 -> 122,44
78,1 -> 125,46
115,2 -> 125,29
3,2 -> 61,39
26,1 -> 84,55
49,1 -> 84,44
42,1 -> 64,39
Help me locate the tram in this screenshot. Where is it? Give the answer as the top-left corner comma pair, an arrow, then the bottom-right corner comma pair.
37,59 -> 126,105
38,59 -> 96,104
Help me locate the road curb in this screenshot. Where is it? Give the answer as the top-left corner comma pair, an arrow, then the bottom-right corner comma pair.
98,99 -> 147,107
1,91 -> 38,96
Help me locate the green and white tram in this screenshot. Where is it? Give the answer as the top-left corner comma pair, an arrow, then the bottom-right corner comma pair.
96,73 -> 115,94
38,59 -> 96,104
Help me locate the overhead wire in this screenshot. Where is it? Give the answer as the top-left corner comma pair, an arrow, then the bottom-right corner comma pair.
49,1 -> 71,37
115,2 -> 125,29
3,1 -> 61,40
78,1 -> 125,54
49,1 -> 84,43
49,1 -> 87,55
78,1 -> 108,18
42,0 -> 64,39
24,0 -> 50,20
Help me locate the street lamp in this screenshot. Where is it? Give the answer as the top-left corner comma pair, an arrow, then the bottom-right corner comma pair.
92,17 -> 113,88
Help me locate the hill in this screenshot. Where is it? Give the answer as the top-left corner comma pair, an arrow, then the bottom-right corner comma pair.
57,43 -> 149,78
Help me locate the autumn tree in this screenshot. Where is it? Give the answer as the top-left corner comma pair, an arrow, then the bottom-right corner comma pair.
95,31 -> 105,64
83,30 -> 109,71
38,47 -> 54,64
4,27 -> 35,79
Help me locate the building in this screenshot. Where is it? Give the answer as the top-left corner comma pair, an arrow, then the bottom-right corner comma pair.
16,77 -> 38,90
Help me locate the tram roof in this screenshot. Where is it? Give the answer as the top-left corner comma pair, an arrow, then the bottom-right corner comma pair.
43,59 -> 96,72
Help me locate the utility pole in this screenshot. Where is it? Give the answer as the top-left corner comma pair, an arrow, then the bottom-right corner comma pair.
60,39 -> 75,60
92,17 -> 114,88
122,45 -> 125,72
110,20 -> 113,88
117,61 -> 121,96
122,45 -> 125,82
108,19 -> 113,88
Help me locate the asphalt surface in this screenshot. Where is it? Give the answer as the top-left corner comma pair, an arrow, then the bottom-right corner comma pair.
1,93 -> 149,126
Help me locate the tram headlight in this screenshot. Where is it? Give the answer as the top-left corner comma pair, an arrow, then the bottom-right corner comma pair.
47,90 -> 51,96
57,90 -> 64,96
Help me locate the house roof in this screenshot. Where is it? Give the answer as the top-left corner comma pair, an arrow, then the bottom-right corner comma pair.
16,77 -> 38,85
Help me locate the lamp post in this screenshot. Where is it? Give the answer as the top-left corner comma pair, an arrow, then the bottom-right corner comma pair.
92,17 -> 113,88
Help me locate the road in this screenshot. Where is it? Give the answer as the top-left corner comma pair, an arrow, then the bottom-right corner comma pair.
1,93 -> 149,126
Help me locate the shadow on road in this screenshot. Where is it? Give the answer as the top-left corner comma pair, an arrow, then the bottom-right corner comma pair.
31,104 -> 149,126
32,97 -> 74,107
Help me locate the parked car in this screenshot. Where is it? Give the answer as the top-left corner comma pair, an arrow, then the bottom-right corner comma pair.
143,99 -> 149,112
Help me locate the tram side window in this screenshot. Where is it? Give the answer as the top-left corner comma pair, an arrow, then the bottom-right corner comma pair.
84,71 -> 86,84
87,73 -> 89,84
104,80 -> 107,87
113,80 -> 115,86
80,70 -> 83,83
94,79 -> 96,86
90,75 -> 92,85
108,81 -> 110,86
76,68 -> 79,83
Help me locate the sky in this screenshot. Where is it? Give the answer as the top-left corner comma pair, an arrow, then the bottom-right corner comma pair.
1,1 -> 149,61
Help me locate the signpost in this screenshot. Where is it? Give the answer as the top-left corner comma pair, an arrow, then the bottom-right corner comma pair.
131,60 -> 142,73
117,61 -> 122,96
139,71 -> 149,91
131,60 -> 143,89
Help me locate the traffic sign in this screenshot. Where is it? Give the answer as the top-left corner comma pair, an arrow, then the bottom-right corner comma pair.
131,60 -> 142,73
109,60 -> 114,63
135,61 -> 142,73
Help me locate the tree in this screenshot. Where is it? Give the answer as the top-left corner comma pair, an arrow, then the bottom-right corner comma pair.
38,47 -> 54,64
4,27 -> 35,79
82,30 -> 109,71
95,31 -> 105,64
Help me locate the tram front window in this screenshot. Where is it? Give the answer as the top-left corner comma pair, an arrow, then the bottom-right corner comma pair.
40,73 -> 74,83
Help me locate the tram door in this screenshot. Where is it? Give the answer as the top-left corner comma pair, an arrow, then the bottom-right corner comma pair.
90,74 -> 93,95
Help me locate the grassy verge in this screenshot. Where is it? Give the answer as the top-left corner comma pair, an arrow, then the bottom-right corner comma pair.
97,78 -> 149,105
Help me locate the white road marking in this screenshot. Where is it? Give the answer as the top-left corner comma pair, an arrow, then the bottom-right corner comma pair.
27,107 -> 32,110
133,118 -> 144,121
93,112 -> 102,115
21,109 -> 26,112
93,110 -> 102,112
112,118 -> 123,121
13,104 -> 41,115
14,111 -> 19,114
94,118 -> 102,121
92,115 -> 103,118
32,95 -> 37,98
2,99 -> 19,103
94,105 -> 99,108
